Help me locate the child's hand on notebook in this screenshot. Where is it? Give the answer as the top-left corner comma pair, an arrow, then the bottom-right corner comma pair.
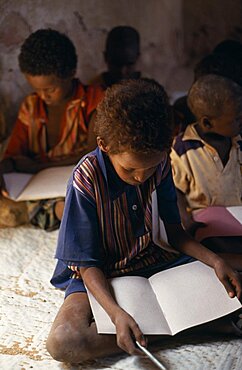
113,308 -> 146,355
214,259 -> 242,299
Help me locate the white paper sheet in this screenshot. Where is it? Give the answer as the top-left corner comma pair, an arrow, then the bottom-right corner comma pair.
3,166 -> 73,201
87,261 -> 241,335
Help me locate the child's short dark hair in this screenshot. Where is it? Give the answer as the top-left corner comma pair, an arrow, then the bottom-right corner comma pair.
194,53 -> 242,87
188,74 -> 242,120
105,26 -> 140,57
95,79 -> 172,154
213,39 -> 242,63
18,29 -> 77,79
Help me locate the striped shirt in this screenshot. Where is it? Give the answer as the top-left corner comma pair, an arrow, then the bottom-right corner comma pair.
51,147 -> 181,292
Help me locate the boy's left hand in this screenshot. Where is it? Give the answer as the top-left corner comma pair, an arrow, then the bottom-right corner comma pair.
214,259 -> 242,299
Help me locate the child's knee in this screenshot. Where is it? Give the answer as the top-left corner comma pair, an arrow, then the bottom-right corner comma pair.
46,323 -> 90,363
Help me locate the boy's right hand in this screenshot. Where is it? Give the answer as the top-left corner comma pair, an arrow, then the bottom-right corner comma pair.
214,258 -> 242,299
113,308 -> 146,355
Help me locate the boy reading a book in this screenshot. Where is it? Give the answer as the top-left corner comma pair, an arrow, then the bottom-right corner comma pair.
171,74 -> 242,252
47,79 -> 242,363
0,29 -> 103,230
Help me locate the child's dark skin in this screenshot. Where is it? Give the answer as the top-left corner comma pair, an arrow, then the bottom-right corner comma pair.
100,26 -> 140,87
46,138 -> 242,363
1,74 -> 94,176
104,45 -> 140,86
0,73 -> 96,221
46,78 -> 242,363
176,100 -> 242,236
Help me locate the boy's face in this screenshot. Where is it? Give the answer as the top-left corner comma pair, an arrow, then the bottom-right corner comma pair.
108,150 -> 166,186
24,74 -> 73,106
105,46 -> 139,82
202,102 -> 242,137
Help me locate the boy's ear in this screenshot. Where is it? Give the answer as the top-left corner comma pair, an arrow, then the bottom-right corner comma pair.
97,136 -> 109,152
201,116 -> 212,129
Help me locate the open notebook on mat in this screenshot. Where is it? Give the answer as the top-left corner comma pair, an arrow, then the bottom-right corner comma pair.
87,261 -> 241,335
3,165 -> 73,201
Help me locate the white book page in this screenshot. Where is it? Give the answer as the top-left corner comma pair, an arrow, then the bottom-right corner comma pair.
87,276 -> 171,335
149,261 -> 241,335
3,172 -> 33,200
16,166 -> 73,201
227,206 -> 242,224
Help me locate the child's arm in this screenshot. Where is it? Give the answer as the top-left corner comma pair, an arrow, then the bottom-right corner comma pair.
165,223 -> 242,299
80,266 -> 146,354
176,188 -> 206,235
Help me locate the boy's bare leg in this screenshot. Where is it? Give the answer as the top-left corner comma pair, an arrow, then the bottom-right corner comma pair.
47,254 -> 242,364
46,292 -> 121,363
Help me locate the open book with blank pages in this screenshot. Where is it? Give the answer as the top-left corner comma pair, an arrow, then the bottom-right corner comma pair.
87,261 -> 241,335
3,165 -> 73,201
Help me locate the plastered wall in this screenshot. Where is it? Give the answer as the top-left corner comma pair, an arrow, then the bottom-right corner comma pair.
0,0 -> 242,140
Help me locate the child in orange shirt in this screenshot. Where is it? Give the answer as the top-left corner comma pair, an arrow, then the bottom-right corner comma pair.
0,29 -> 103,230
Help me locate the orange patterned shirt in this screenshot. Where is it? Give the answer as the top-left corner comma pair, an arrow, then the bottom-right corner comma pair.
4,79 -> 104,160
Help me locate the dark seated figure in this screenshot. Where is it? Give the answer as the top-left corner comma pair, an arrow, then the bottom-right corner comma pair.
90,25 -> 141,89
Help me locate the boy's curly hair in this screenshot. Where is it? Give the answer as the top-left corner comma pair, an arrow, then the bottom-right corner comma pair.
18,29 -> 77,79
94,78 -> 172,154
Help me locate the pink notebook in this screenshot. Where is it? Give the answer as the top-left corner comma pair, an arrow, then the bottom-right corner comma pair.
193,206 -> 242,242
